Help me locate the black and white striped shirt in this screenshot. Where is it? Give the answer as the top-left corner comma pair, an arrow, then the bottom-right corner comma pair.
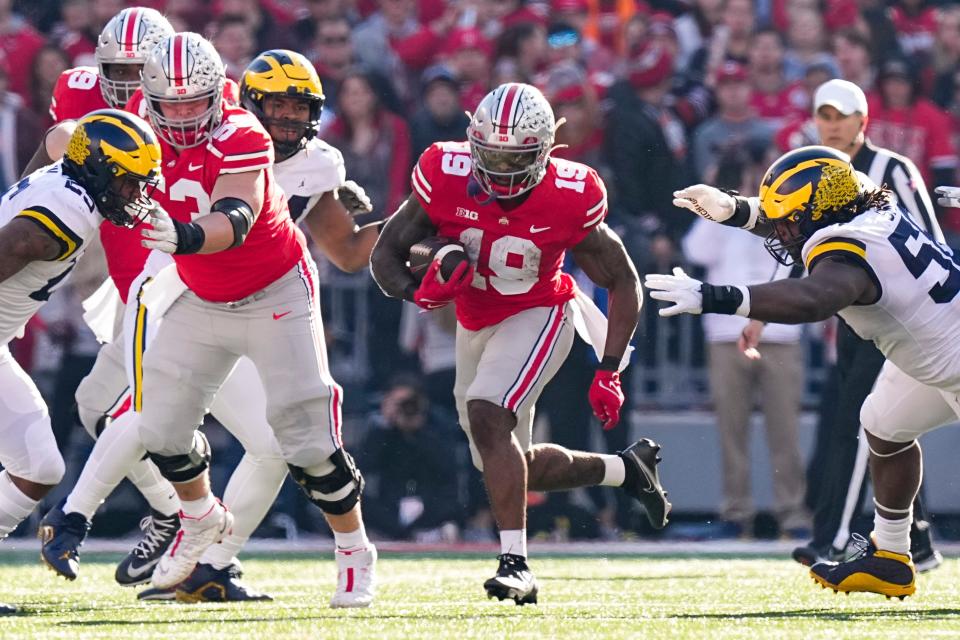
853,139 -> 945,244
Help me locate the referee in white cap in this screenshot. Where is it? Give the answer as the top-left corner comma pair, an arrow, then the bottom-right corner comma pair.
791,78 -> 943,572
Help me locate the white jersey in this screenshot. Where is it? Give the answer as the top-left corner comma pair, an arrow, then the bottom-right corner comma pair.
273,137 -> 345,224
801,203 -> 960,391
0,162 -> 102,346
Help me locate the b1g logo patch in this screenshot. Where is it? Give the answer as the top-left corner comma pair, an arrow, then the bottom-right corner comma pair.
456,207 -> 479,221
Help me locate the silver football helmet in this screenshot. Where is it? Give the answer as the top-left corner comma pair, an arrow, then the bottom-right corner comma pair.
141,32 -> 225,148
96,7 -> 175,108
466,83 -> 557,198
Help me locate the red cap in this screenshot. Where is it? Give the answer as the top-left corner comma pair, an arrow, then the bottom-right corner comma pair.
716,61 -> 749,84
648,11 -> 676,39
552,0 -> 589,12
628,43 -> 673,89
443,27 -> 493,58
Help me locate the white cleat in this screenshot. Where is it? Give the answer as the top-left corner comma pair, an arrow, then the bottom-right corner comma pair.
329,544 -> 377,608
151,500 -> 233,590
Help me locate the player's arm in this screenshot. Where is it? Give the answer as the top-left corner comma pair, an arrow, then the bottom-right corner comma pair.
646,257 -> 877,324
21,121 -> 77,178
672,184 -> 771,238
571,222 -> 642,364
302,191 -> 379,273
369,194 -> 437,301
142,170 -> 264,255
0,218 -> 63,285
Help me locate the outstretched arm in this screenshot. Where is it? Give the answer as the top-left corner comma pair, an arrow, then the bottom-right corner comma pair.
369,195 -> 437,301
645,257 -> 877,324
571,222 -> 641,363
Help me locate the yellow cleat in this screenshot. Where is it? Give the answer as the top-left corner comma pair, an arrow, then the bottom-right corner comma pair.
809,534 -> 915,599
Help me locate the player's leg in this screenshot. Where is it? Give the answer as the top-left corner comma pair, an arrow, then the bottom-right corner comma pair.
139,292 -> 239,590
246,257 -> 374,608
177,356 -> 285,602
0,346 -> 65,539
810,363 -> 954,598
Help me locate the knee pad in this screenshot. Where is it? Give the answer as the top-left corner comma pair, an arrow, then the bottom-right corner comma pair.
288,448 -> 364,516
147,431 -> 211,483
27,448 -> 66,486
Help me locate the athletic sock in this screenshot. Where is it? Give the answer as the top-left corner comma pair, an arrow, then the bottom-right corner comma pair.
599,455 -> 626,486
181,493 -> 217,520
500,529 -> 527,558
873,511 -> 912,555
334,524 -> 370,550
0,471 -> 38,539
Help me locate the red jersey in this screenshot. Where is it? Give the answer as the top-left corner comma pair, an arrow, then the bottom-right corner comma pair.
865,95 -> 958,184
412,141 -> 607,330
127,90 -> 305,302
750,82 -> 808,128
49,67 -> 109,123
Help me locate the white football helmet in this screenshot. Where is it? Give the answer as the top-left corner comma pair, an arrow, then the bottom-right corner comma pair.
466,83 -> 557,198
141,32 -> 225,148
96,7 -> 174,108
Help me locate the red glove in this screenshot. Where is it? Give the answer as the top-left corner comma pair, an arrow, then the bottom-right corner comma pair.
413,259 -> 474,310
589,369 -> 624,430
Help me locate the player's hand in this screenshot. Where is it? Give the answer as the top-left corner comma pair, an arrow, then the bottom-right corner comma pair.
141,205 -> 178,253
589,369 -> 624,430
672,185 -> 736,223
337,180 -> 373,216
413,259 -> 473,310
645,267 -> 704,317
935,186 -> 960,208
738,319 -> 764,360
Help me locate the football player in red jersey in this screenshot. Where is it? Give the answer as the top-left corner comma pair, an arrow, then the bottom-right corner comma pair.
371,82 -> 671,604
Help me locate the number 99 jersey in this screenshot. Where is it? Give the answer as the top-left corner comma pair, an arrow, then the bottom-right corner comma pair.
411,141 -> 607,330
801,203 -> 960,391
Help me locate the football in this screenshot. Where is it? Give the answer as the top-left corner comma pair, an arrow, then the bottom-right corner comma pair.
408,236 -> 470,283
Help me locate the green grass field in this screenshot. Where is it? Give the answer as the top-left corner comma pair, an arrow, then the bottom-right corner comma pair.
2,551 -> 959,639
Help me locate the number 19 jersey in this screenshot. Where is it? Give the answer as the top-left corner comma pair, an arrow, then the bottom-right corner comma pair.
801,204 -> 960,391
411,141 -> 607,330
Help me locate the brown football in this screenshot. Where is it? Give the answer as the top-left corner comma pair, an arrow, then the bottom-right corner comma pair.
408,236 -> 469,283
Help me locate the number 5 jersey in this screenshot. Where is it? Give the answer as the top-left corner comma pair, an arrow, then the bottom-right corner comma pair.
412,141 -> 608,330
801,202 -> 960,391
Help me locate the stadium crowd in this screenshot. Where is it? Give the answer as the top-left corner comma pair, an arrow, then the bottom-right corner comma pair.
7,0 -> 960,544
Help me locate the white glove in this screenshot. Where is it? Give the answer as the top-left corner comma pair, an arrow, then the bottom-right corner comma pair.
644,267 -> 703,317
673,184 -> 736,223
935,186 -> 960,208
337,179 -> 373,215
141,205 -> 178,253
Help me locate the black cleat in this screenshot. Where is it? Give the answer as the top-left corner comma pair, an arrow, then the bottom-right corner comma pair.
176,562 -> 273,603
38,500 -> 91,581
618,438 -> 671,529
483,554 -> 538,605
792,543 -> 844,567
115,510 -> 180,586
136,586 -> 177,601
0,603 -> 17,615
810,533 -> 915,598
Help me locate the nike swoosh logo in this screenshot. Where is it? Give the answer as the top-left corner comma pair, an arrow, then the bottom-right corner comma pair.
273,311 -> 292,320
529,225 -> 550,233
187,162 -> 203,172
123,559 -> 158,580
632,454 -> 661,494
599,380 -> 620,395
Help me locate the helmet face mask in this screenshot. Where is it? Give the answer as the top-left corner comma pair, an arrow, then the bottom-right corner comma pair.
96,7 -> 175,108
63,109 -> 163,228
763,214 -> 807,266
467,83 -> 557,199
142,33 -> 225,148
240,50 -> 324,160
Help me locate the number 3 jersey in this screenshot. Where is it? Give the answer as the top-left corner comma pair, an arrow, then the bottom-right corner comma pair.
0,163 -> 102,345
801,203 -> 960,391
412,141 -> 607,330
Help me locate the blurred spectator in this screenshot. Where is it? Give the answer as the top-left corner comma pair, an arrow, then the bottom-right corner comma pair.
544,64 -> 606,173
782,9 -> 838,82
0,0 -> 46,105
674,0 -> 725,72
294,0 -> 358,49
682,151 -> 809,540
774,62 -> 838,153
494,21 -> 548,82
932,7 -> 960,107
409,65 -> 469,161
889,0 -> 937,68
833,28 -> 875,92
217,0 -> 287,51
162,0 -> 213,33
543,20 -> 614,80
485,0 -> 546,36
691,62 -> 774,182
606,42 -> 690,255
748,28 -> 807,129
441,27 -> 493,110
686,0 -> 754,87
30,45 -> 69,127
578,0 -> 640,57
90,0 -> 123,33
867,57 -> 958,192
308,15 -> 357,118
398,303 -> 457,417
210,16 -> 255,81
644,12 -> 712,132
51,0 -> 96,67
0,53 -> 43,189
359,377 -> 465,540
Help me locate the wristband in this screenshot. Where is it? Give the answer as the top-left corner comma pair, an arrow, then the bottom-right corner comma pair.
700,284 -> 750,316
171,218 -> 205,255
597,355 -> 620,371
